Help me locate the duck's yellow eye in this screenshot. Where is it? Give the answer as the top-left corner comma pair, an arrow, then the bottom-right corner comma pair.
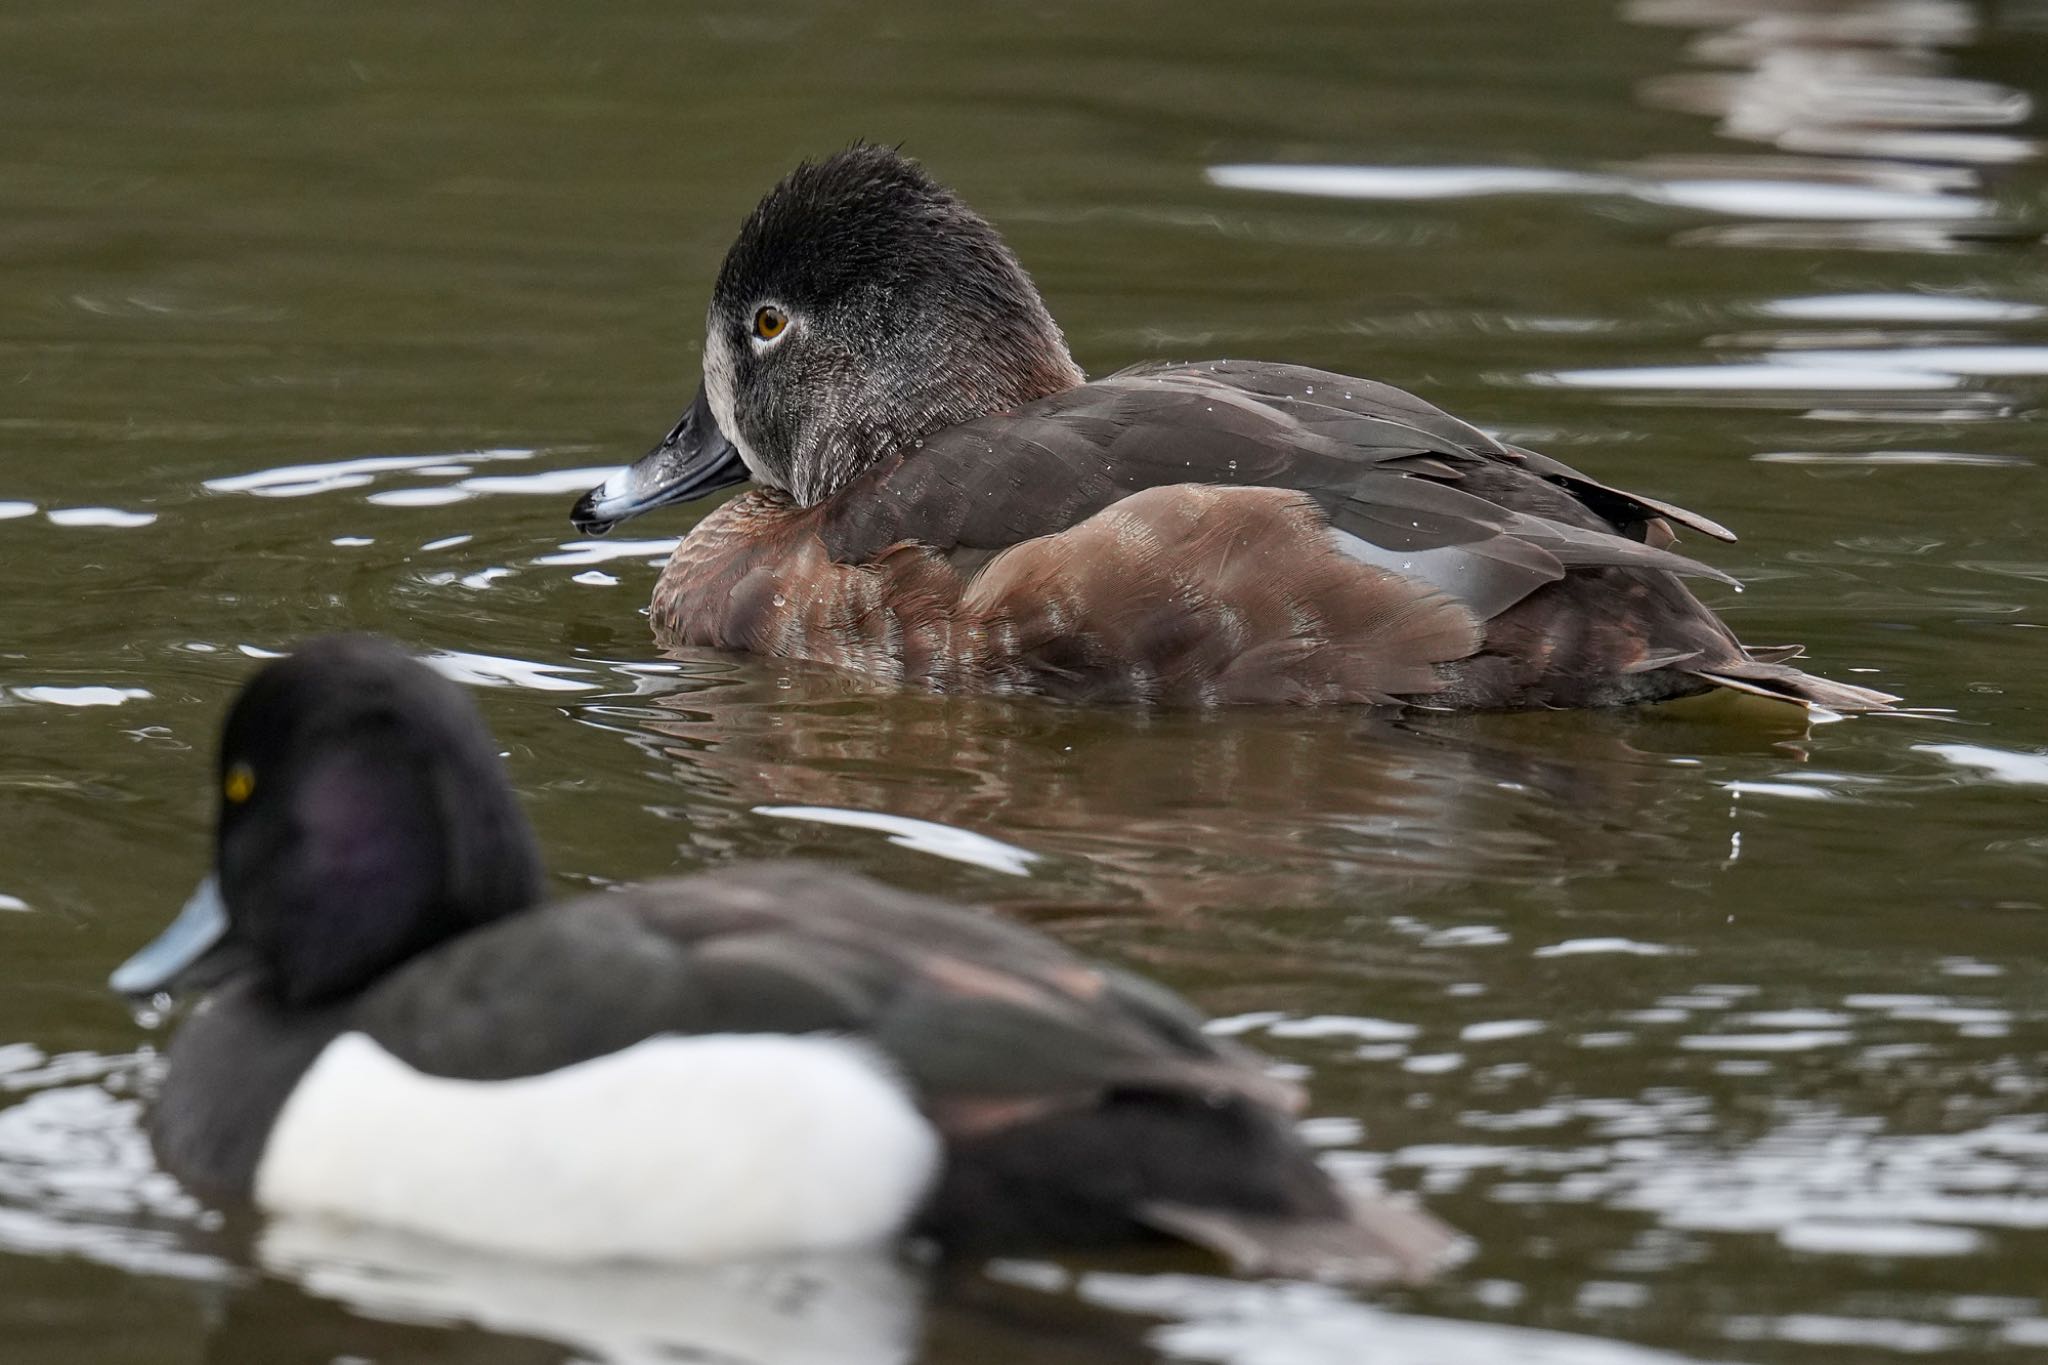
224,762 -> 255,805
753,305 -> 788,341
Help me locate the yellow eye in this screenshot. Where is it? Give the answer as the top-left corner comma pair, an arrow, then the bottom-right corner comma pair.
753,305 -> 788,341
224,762 -> 255,805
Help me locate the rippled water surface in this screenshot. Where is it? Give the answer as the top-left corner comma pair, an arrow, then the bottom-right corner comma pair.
4,1 -> 2047,1360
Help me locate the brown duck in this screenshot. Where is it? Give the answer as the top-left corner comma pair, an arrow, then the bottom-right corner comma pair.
571,145 -> 1895,712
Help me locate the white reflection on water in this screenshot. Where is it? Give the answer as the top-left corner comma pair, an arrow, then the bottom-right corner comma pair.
1915,742 -> 2048,786
1071,1272 -> 1733,1365
459,466 -> 620,496
0,1067 -> 227,1284
1623,1111 -> 2048,1234
1785,347 -> 2048,377
1259,1015 -> 1421,1043
534,536 -> 682,567
1777,1220 -> 1982,1256
204,449 -> 535,498
1534,939 -> 1689,958
1719,780 -> 1833,800
1677,1029 -> 1851,1050
1207,164 -> 1608,201
263,1220 -> 922,1365
1394,1096 -> 2048,1246
1675,218 -> 1992,252
422,649 -> 600,693
1536,341 -> 2048,397
754,804 -> 1043,876
1727,1311 -> 1964,1352
368,486 -> 470,507
46,506 -> 157,528
1753,450 -> 2028,467
1641,178 -> 1984,220
7,685 -> 153,707
1206,162 -> 1986,221
202,450 -> 616,512
1760,294 -> 2045,323
1531,363 -> 1958,392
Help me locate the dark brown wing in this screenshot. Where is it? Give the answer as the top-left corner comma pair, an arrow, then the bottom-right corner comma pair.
353,862 -> 1293,1116
814,360 -> 1738,626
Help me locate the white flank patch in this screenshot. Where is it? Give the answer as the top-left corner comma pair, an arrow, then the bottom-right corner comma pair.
255,1033 -> 941,1263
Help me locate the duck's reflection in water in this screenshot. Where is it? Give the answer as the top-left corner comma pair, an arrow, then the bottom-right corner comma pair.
238,1218 -> 1181,1365
228,1215 -> 1730,1365
252,1219 -> 927,1365
591,656 -> 1816,914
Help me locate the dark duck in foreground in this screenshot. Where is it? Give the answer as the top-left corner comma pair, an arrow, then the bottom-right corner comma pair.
111,635 -> 1459,1282
572,145 -> 1894,712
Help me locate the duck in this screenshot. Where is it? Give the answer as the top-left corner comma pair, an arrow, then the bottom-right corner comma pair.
109,634 -> 1459,1281
569,144 -> 1894,713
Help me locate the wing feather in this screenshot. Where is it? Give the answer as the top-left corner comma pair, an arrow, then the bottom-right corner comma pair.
815,361 -> 1739,631
356,864 -> 1292,1121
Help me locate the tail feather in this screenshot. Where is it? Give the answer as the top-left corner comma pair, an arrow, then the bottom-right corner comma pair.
1688,657 -> 1899,711
1739,643 -> 1809,666
1139,1188 -> 1467,1287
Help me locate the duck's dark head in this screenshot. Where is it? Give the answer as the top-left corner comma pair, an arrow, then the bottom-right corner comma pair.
572,145 -> 1084,530
110,636 -> 544,1009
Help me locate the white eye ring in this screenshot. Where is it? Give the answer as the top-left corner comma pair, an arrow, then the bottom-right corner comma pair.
751,304 -> 791,347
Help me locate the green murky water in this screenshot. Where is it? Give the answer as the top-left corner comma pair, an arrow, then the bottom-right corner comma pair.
4,1 -> 2047,1360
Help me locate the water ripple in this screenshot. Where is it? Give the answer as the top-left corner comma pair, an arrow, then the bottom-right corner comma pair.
0,1063 -> 228,1285
1206,163 -> 1991,221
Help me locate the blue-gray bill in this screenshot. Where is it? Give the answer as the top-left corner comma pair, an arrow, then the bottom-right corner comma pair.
109,875 -> 231,997
570,386 -> 749,535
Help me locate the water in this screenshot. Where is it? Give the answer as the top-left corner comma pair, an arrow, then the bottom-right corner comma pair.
3,0 -> 2047,1359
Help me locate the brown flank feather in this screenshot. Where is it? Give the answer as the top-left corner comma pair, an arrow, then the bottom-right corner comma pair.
657,484 -> 1482,705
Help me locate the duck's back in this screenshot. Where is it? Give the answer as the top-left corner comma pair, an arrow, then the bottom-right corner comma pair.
654,362 -> 1892,711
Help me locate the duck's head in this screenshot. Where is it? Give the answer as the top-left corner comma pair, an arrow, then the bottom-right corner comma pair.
110,636 -> 544,1008
572,144 -> 1084,531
